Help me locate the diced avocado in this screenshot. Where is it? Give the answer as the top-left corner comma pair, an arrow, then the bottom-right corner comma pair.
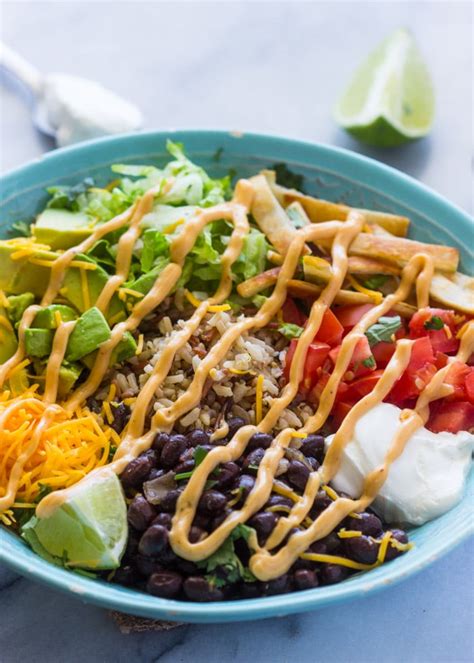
81,331 -> 137,369
125,259 -> 168,296
32,209 -> 93,250
57,362 -> 83,398
7,293 -> 36,326
66,307 -> 111,362
25,328 -> 53,358
33,304 -> 78,329
0,242 -> 51,296
60,255 -> 126,323
0,305 -> 18,362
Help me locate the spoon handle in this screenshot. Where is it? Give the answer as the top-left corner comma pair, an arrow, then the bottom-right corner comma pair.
0,41 -> 43,96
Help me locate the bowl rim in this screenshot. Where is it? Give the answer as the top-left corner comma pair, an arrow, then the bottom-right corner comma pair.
0,128 -> 473,623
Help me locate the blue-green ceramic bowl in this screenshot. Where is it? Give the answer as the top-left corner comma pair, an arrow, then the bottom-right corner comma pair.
0,130 -> 473,623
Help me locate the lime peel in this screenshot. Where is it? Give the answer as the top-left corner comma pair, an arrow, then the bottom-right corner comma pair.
335,28 -> 435,147
22,470 -> 127,570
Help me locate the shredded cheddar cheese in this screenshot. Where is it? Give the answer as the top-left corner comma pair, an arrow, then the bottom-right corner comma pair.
347,274 -> 383,305
0,389 -> 111,507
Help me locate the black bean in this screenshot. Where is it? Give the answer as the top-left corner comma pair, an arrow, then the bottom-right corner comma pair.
111,402 -> 131,434
147,571 -> 183,598
183,576 -> 225,601
263,574 -> 290,595
120,452 -> 155,488
344,535 -> 378,564
310,490 -> 332,516
152,432 -> 170,453
114,565 -> 140,586
235,474 -> 255,497
318,532 -> 341,553
175,558 -> 200,575
320,564 -> 349,585
293,569 -> 319,590
86,397 -> 102,414
345,512 -> 383,537
135,554 -> 163,577
227,417 -> 246,439
152,512 -> 173,529
187,429 -> 210,446
243,447 -> 266,470
159,489 -> 182,513
138,524 -> 169,556
198,490 -> 227,515
300,434 -> 325,462
307,457 -> 320,472
127,495 -> 156,532
308,541 -> 328,556
265,494 -> 293,510
147,468 -> 165,482
239,582 -> 261,599
124,534 -> 139,559
189,526 -> 205,543
174,459 -> 195,474
288,460 -> 310,491
215,461 -> 239,488
247,432 -> 273,451
160,435 -> 188,468
248,512 -> 277,545
192,514 -> 211,530
385,529 -> 409,561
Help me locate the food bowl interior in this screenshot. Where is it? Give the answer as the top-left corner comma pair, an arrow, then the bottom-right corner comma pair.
0,130 -> 472,623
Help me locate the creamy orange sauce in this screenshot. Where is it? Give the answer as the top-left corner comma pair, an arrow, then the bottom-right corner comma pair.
2,176 -> 473,580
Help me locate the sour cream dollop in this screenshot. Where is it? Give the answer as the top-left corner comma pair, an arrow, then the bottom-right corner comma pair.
326,403 -> 473,525
40,74 -> 143,147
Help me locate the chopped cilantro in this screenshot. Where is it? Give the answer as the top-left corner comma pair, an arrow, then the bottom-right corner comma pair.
362,355 -> 376,369
278,322 -> 304,340
362,275 -> 389,290
197,524 -> 256,586
424,315 -> 444,331
9,220 -> 31,237
365,316 -> 402,347
174,446 -> 214,482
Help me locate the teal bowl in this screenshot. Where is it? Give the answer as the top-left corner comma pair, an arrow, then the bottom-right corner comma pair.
0,130 -> 473,623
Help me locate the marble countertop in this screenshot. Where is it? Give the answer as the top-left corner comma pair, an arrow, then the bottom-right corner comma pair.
1,2 -> 473,662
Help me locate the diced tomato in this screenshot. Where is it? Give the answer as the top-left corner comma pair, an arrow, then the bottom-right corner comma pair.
427,401 -> 474,433
388,336 -> 437,406
314,309 -> 344,347
330,335 -> 376,377
372,341 -> 396,368
343,370 -> 384,401
309,370 -> 348,404
282,298 -> 307,326
334,304 -> 374,330
284,339 -> 331,395
435,352 -> 449,369
409,307 -> 459,354
466,371 -> 474,404
332,401 -> 352,429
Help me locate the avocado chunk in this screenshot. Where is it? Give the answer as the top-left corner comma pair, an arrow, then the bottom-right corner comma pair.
66,307 -> 111,362
25,328 -> 53,358
33,304 -> 78,329
0,306 -> 18,362
33,209 -> 93,250
57,362 -> 83,398
0,242 -> 51,296
7,293 -> 36,326
60,255 -> 126,324
81,331 -> 137,369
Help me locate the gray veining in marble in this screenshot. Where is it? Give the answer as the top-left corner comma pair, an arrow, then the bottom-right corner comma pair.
0,2 -> 473,662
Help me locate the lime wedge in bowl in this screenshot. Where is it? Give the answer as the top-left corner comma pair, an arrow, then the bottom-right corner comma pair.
335,28 -> 435,147
22,469 -> 127,570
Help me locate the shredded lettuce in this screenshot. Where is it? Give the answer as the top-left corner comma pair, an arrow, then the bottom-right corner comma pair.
232,229 -> 269,282
278,322 -> 303,339
140,230 -> 170,273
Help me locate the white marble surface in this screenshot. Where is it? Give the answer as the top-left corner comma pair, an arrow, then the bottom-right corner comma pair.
1,2 -> 473,662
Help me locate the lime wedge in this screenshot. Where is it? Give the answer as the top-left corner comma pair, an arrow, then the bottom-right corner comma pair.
335,28 -> 434,147
22,470 -> 127,570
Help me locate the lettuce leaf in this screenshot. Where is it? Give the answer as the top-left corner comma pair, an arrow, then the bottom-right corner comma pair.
232,229 -> 269,282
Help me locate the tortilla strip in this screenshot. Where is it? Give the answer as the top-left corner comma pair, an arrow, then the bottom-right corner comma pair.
249,175 -> 309,255
266,178 -> 410,237
269,251 -> 399,276
237,267 -> 281,298
349,233 -> 459,273
429,272 -> 474,314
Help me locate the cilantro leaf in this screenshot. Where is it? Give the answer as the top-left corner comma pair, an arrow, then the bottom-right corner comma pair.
424,316 -> 444,331
362,355 -> 376,369
46,177 -> 95,211
197,525 -> 256,586
365,316 -> 402,347
174,446 -> 210,481
362,275 -> 389,290
9,220 -> 31,237
273,163 -> 305,191
278,322 -> 304,340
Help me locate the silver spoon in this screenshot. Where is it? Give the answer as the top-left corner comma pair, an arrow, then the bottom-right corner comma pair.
0,42 -> 143,147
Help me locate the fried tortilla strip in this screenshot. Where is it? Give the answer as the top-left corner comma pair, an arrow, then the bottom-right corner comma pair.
270,251 -> 399,277
237,267 -> 281,298
287,279 -> 416,317
430,272 -> 474,314
349,233 -> 459,273
265,177 -> 410,237
249,175 -> 309,255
